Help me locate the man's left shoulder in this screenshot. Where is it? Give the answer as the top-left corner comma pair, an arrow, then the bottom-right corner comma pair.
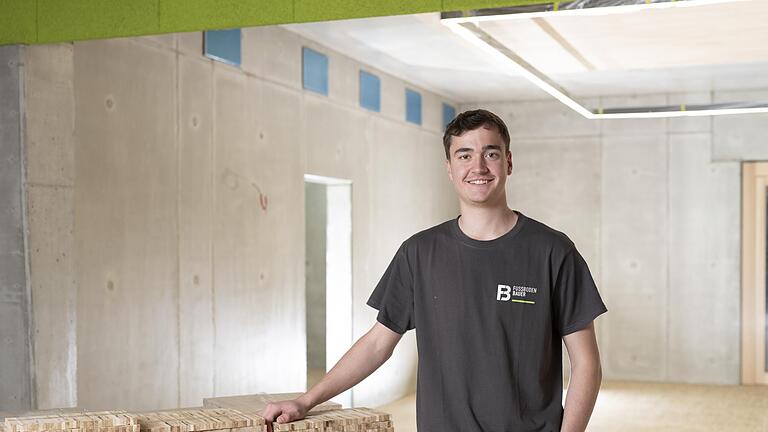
518,213 -> 575,254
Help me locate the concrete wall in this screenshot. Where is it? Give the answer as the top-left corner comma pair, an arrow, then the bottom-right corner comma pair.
24,43 -> 77,410
19,26 -> 458,411
464,92 -> 755,384
0,45 -> 33,411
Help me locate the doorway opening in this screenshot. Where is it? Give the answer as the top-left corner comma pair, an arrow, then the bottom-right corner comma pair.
304,174 -> 353,406
742,162 -> 768,385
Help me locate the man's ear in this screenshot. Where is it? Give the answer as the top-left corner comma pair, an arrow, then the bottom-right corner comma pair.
445,159 -> 453,181
506,150 -> 513,175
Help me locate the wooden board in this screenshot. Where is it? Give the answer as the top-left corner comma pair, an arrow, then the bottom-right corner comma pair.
3,410 -> 138,432
202,395 -> 340,416
271,408 -> 392,432
134,409 -> 265,432
1,410 -> 87,423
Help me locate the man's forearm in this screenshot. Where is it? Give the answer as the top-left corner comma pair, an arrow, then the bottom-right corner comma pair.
297,326 -> 396,410
560,364 -> 602,432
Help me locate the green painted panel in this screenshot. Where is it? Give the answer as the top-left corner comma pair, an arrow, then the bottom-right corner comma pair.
37,0 -> 159,43
0,0 -> 37,44
442,0 -> 551,10
295,0 -> 441,23
160,0 -> 293,33
0,0 -> 557,46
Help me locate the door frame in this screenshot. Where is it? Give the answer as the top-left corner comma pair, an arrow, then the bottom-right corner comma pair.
742,162 -> 768,384
304,174 -> 354,406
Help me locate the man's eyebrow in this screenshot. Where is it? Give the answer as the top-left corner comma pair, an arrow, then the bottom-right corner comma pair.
453,145 -> 502,155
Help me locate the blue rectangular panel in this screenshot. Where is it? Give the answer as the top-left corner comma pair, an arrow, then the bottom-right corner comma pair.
303,47 -> 329,95
442,103 -> 456,130
359,70 -> 380,112
405,88 -> 421,125
204,29 -> 241,67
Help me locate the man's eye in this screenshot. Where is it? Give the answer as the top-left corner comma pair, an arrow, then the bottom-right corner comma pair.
486,152 -> 500,160
458,154 -> 470,160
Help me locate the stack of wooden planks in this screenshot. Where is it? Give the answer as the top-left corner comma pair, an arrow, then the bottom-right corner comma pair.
1,400 -> 394,432
271,408 -> 392,432
3,411 -> 139,432
134,409 -> 265,432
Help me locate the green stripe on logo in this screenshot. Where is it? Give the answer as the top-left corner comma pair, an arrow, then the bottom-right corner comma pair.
511,299 -> 535,305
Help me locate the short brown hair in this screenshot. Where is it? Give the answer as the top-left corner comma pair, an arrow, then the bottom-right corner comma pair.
442,109 -> 510,160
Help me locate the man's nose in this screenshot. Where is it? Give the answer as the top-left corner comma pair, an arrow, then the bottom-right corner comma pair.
472,155 -> 489,171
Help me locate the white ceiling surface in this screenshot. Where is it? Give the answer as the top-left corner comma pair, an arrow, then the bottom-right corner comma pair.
284,1 -> 768,103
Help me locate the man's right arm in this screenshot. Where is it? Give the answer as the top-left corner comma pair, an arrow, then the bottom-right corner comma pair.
261,321 -> 403,425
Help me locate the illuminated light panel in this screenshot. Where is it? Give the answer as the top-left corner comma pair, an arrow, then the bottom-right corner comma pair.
444,22 -> 594,118
595,105 -> 768,119
442,8 -> 768,119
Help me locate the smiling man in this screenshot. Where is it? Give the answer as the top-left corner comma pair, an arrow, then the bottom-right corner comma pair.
262,109 -> 607,432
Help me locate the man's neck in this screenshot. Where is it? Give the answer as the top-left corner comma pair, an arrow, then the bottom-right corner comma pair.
458,204 -> 518,241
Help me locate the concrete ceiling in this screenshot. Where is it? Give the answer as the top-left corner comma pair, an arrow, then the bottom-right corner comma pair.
284,0 -> 768,103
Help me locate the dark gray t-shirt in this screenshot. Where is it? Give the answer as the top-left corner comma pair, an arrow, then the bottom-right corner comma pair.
367,212 -> 607,432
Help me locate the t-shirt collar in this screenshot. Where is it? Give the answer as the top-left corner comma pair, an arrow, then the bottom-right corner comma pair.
450,210 -> 527,248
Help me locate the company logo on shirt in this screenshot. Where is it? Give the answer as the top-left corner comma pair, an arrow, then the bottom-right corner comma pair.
497,284 -> 537,305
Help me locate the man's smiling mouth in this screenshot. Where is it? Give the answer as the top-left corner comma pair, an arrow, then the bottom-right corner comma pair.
466,179 -> 493,185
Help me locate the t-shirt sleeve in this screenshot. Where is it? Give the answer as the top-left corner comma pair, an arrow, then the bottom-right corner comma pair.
553,247 -> 607,336
366,243 -> 415,334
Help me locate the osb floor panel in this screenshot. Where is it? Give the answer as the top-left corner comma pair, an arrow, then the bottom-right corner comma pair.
377,381 -> 768,432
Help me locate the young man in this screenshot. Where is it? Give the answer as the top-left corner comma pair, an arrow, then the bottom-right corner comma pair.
262,109 -> 607,432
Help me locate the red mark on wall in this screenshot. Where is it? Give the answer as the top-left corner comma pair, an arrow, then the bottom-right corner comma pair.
221,168 -> 269,213
251,182 -> 268,212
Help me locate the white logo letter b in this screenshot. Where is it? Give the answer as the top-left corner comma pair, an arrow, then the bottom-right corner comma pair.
497,284 -> 511,301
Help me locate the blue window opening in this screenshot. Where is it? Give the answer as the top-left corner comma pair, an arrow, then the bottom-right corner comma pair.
405,88 -> 422,125
359,70 -> 381,112
204,29 -> 241,67
442,103 -> 457,130
303,47 -> 329,96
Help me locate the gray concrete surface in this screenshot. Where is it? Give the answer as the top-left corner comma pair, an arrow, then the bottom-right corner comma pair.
601,133 -> 669,381
211,63 -> 307,401
713,89 -> 768,161
15,28 -> 458,411
23,43 -> 77,410
0,45 -> 33,411
177,53 -> 214,409
667,133 -> 740,384
74,39 -> 179,411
